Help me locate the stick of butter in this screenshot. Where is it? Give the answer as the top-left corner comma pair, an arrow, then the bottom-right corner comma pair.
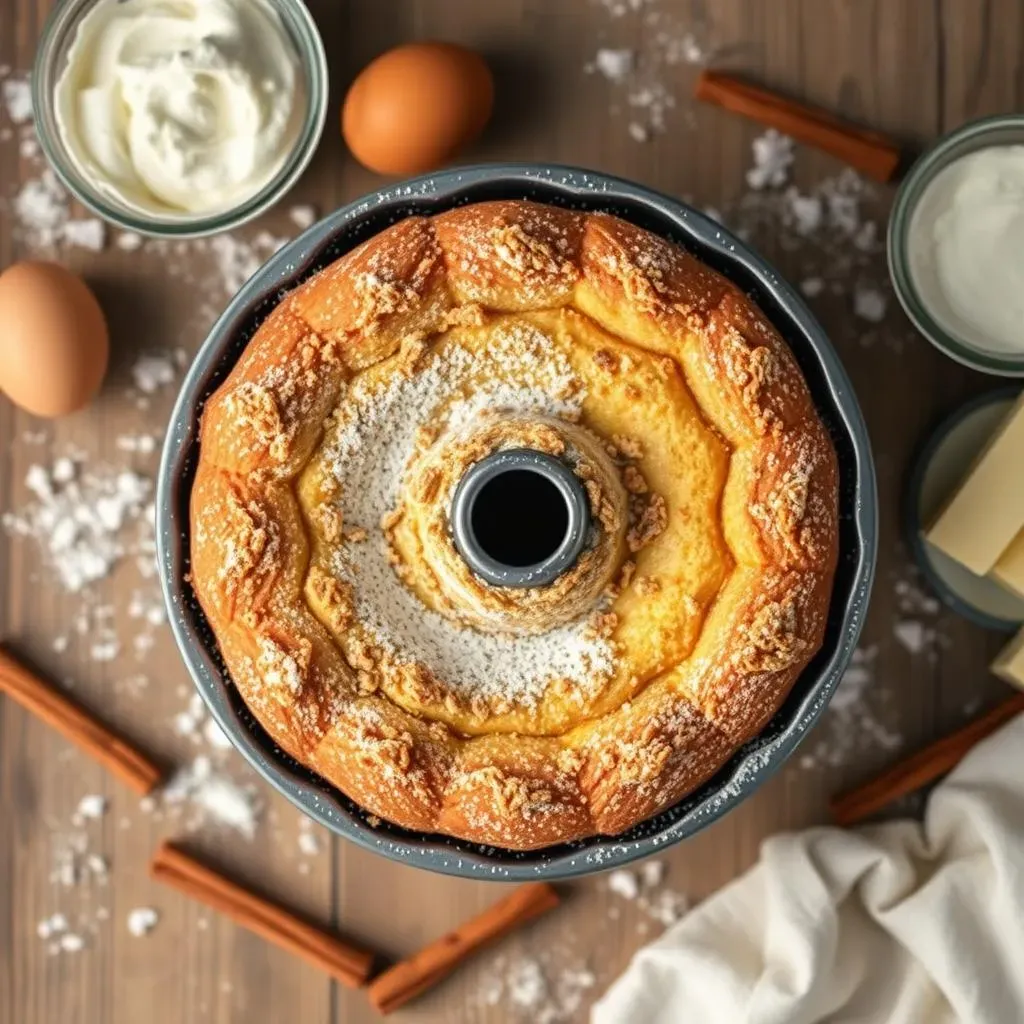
992,529 -> 1024,599
992,628 -> 1024,691
926,392 -> 1024,576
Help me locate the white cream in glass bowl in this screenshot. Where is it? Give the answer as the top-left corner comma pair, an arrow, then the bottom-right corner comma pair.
907,146 -> 1024,357
888,115 -> 1024,376
33,0 -> 328,237
55,0 -> 305,219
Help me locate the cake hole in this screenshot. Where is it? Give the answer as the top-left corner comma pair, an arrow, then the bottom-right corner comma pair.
470,469 -> 570,568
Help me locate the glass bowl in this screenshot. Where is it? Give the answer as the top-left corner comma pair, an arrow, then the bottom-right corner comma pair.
888,114 -> 1024,377
31,0 -> 328,239
158,165 -> 878,880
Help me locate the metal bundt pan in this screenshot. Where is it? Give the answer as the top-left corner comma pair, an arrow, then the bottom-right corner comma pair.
157,165 -> 878,881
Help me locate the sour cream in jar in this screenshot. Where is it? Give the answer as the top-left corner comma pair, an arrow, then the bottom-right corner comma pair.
55,0 -> 306,219
907,145 -> 1024,356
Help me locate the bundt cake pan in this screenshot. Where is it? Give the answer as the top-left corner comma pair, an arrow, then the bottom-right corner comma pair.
158,165 -> 877,881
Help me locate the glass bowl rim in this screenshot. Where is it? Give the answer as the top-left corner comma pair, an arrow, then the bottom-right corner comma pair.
30,0 -> 329,239
887,113 -> 1024,378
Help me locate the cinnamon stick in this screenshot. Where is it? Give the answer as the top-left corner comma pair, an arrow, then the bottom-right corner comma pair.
150,842 -> 374,989
367,882 -> 560,1015
694,70 -> 902,183
830,692 -> 1024,827
0,644 -> 163,795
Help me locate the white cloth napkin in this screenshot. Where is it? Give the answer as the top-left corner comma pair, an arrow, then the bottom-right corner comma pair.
592,713 -> 1024,1024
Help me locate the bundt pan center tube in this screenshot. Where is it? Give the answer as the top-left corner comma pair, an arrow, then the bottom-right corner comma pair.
451,448 -> 592,589
157,165 -> 876,880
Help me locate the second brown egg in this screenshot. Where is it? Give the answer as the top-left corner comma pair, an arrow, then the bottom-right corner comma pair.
342,42 -> 494,176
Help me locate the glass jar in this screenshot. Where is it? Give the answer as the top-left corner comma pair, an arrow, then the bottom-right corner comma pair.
31,0 -> 329,238
888,114 -> 1024,377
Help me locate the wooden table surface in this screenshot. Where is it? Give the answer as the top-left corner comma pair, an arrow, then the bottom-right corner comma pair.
2,1 -> 1021,1022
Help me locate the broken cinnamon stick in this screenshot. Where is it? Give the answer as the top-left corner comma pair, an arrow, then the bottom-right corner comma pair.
0,644 -> 163,795
830,692 -> 1024,827
695,70 -> 902,183
367,882 -> 560,1015
151,842 -> 375,988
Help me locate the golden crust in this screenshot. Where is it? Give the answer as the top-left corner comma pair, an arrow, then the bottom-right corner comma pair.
191,200 -> 839,851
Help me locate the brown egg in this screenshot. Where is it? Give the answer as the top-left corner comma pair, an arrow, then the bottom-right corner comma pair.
343,41 -> 494,176
0,261 -> 109,418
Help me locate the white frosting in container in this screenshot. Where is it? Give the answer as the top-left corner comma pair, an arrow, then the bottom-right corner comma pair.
55,0 -> 306,219
908,145 -> 1024,355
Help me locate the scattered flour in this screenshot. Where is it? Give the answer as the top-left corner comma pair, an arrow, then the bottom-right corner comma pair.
173,692 -> 210,740
895,577 -> 942,616
590,48 -> 634,83
127,907 -> 160,937
747,130 -> 795,190
117,433 -> 159,455
171,691 -> 233,752
297,817 -> 323,857
1,75 -> 32,123
799,645 -> 903,770
36,802 -> 117,955
892,572 -> 948,661
707,159 -> 891,336
162,756 -> 263,839
587,0 -> 707,139
607,869 -> 641,900
74,795 -> 108,823
786,190 -> 825,235
202,717 -> 233,751
288,204 -> 318,230
481,955 -> 597,1024
209,232 -> 288,294
3,459 -> 152,592
131,353 -> 178,394
116,231 -> 144,252
84,854 -> 109,882
854,284 -> 888,323
639,859 -> 664,888
62,218 -> 106,252
606,859 -> 688,926
626,82 -> 676,134
800,276 -> 825,298
11,166 -> 106,251
37,913 -> 69,940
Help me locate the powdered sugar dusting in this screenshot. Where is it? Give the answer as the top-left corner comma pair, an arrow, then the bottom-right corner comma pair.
326,322 -> 615,707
